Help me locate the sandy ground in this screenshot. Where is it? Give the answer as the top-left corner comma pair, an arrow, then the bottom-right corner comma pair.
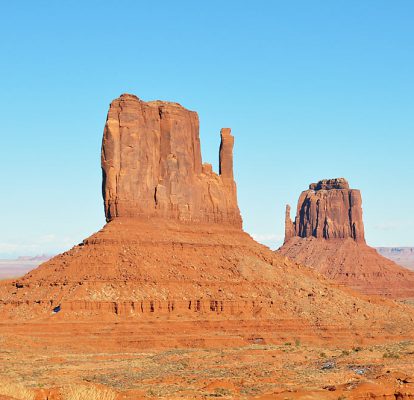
0,319 -> 414,399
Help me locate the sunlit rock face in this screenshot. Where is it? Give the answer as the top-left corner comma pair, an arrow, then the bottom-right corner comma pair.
284,178 -> 365,243
102,94 -> 242,227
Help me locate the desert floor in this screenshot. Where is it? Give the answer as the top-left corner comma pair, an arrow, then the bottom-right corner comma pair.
0,320 -> 414,400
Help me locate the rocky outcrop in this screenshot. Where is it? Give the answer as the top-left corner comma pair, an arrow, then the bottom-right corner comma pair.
102,94 -> 241,227
280,178 -> 414,298
285,178 -> 365,243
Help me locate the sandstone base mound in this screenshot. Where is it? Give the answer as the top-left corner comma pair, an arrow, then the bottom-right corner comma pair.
1,218 -> 414,346
280,236 -> 414,298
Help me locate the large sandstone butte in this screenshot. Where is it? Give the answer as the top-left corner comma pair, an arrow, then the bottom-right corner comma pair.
1,95 -> 414,344
102,94 -> 241,226
280,178 -> 414,298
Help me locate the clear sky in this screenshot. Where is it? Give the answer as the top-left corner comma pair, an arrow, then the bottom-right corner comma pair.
1,1 -> 413,258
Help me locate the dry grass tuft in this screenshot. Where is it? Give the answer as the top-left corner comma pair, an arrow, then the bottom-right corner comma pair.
0,380 -> 35,400
61,384 -> 116,400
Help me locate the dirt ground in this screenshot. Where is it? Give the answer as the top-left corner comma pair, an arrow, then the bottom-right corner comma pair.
0,320 -> 414,400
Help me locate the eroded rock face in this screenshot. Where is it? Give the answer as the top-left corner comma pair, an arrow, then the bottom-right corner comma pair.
102,94 -> 242,227
285,178 -> 365,243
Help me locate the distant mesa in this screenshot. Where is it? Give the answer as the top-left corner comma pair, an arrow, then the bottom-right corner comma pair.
280,178 -> 414,298
0,255 -> 53,280
102,94 -> 241,227
376,247 -> 414,271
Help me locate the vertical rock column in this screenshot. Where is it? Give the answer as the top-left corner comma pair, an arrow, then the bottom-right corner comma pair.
284,205 -> 295,244
219,128 -> 234,182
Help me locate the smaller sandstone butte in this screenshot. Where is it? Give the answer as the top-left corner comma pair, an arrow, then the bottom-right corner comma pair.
102,94 -> 241,227
280,178 -> 414,299
284,178 -> 365,243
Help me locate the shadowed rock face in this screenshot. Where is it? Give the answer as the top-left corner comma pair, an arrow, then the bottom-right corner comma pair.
284,178 -> 365,243
102,94 -> 242,227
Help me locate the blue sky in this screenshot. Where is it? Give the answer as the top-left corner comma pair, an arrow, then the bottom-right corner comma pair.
1,1 -> 413,257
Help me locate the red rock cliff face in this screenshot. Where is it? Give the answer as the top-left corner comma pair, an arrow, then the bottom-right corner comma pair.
101,94 -> 242,227
285,178 -> 365,243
